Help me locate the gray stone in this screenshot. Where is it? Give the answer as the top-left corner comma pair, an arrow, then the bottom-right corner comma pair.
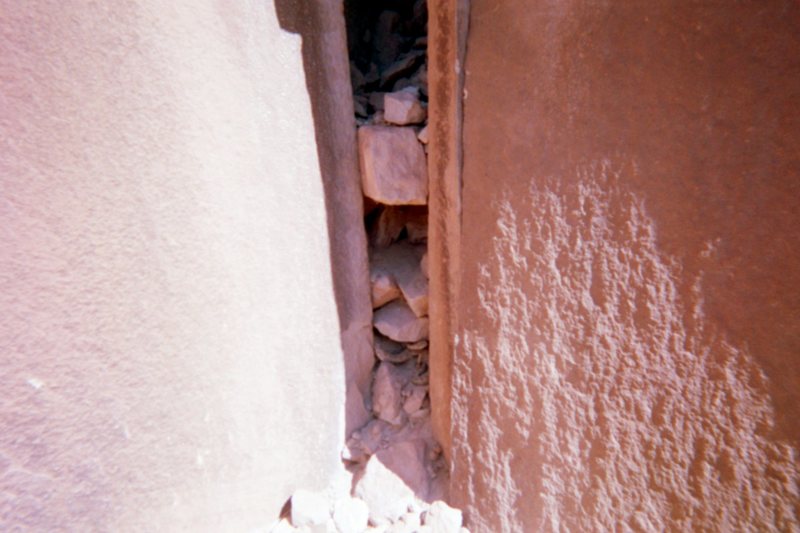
358,126 -> 427,205
373,300 -> 429,342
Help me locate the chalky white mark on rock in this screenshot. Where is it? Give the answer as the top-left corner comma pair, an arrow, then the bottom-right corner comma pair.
453,161 -> 800,531
358,126 -> 427,205
373,300 -> 429,343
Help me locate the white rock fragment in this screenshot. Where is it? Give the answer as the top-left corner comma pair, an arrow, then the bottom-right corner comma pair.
372,244 -> 429,318
358,126 -> 427,205
291,489 -> 330,528
417,125 -> 429,145
384,90 -> 427,125
422,501 -> 463,533
354,455 -> 415,526
373,300 -> 429,343
333,497 -> 369,533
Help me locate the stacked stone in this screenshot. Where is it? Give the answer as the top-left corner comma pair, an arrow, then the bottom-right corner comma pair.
269,3 -> 467,531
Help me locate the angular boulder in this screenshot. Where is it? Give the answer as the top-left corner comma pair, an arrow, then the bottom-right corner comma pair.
385,90 -> 427,125
373,300 -> 429,342
358,126 -> 427,205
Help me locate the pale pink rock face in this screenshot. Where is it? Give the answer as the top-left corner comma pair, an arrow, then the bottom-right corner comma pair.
0,1 -> 351,531
373,300 -> 429,343
358,126 -> 428,205
354,453 -> 416,526
384,90 -> 427,125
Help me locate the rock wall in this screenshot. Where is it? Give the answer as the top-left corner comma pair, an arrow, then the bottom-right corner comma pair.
0,1 -> 349,530
451,0 -> 800,530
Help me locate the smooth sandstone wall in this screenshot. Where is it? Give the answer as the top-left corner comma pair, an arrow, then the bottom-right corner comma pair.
452,1 -> 800,531
0,1 -> 347,531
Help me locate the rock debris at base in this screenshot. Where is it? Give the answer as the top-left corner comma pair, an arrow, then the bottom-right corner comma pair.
269,2 -> 467,532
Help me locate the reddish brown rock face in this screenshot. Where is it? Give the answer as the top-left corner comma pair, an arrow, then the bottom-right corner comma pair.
450,0 -> 800,530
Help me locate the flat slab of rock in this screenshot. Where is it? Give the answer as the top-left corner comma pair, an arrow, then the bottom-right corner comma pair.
358,126 -> 427,205
372,243 -> 429,318
373,300 -> 429,342
385,90 -> 427,125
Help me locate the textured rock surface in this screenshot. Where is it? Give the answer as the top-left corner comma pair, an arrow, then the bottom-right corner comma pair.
358,126 -> 428,205
0,1 -> 350,531
452,1 -> 800,531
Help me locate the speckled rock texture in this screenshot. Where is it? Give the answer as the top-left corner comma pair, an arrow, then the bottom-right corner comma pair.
452,1 -> 800,531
